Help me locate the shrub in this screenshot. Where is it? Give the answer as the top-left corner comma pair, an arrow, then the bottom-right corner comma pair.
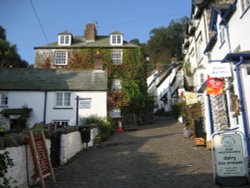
80,115 -> 115,141
171,101 -> 186,119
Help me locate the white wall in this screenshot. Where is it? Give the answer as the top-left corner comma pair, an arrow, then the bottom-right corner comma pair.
8,91 -> 45,126
0,129 -> 98,188
1,90 -> 107,128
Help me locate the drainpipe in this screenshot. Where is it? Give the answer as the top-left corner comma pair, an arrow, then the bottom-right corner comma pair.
43,91 -> 47,124
208,94 -> 214,134
235,56 -> 250,157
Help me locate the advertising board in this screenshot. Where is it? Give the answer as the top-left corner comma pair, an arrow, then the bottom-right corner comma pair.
212,131 -> 249,186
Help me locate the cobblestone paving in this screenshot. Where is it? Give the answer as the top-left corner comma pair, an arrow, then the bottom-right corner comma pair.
38,118 -> 249,188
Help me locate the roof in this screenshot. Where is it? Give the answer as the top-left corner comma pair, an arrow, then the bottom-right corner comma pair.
0,69 -> 107,91
34,35 -> 138,49
156,63 -> 181,88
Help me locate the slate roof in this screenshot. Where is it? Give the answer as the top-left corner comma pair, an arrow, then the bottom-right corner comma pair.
34,35 -> 138,49
0,69 -> 107,91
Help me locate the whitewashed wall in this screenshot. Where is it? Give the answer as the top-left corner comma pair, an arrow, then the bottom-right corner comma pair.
8,91 -> 45,127
0,129 -> 98,187
1,90 -> 107,128
0,139 -> 50,188
60,131 -> 83,164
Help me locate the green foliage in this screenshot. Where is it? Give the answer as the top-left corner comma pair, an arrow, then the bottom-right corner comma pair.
0,26 -> 28,68
145,19 -> 185,70
171,101 -> 186,119
0,151 -> 14,187
80,115 -> 114,141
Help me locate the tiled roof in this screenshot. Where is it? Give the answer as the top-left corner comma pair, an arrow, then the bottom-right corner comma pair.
34,35 -> 138,49
0,69 -> 107,91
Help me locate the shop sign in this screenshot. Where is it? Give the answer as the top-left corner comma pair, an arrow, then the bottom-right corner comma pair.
207,76 -> 224,95
208,63 -> 232,78
212,131 -> 249,184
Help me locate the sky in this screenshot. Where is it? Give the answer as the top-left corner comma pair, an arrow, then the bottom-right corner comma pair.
0,0 -> 191,65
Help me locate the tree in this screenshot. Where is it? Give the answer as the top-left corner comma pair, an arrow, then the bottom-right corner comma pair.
145,19 -> 186,71
0,26 -> 28,68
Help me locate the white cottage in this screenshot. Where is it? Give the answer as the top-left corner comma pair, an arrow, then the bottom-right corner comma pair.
0,69 -> 107,130
147,62 -> 184,113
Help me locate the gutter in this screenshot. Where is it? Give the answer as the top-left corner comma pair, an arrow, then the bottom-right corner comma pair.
234,56 -> 250,157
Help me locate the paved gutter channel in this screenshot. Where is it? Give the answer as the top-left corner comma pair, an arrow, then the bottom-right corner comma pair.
33,119 -> 249,188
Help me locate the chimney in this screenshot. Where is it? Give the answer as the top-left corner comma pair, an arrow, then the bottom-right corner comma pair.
85,24 -> 96,42
156,63 -> 163,74
94,50 -> 103,70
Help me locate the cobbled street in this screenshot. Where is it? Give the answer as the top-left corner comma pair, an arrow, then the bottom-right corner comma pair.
38,118 -> 249,188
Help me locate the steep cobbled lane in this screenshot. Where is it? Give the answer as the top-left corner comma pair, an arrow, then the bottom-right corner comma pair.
38,118 -> 249,188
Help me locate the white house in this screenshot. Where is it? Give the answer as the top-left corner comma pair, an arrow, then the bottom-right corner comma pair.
0,69 -> 107,130
205,0 -> 250,155
147,62 -> 184,113
184,0 -> 250,155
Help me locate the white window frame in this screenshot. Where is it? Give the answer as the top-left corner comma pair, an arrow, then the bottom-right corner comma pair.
54,51 -> 68,65
196,33 -> 203,63
241,0 -> 250,13
111,50 -> 123,65
112,79 -> 122,91
110,34 -> 123,45
58,35 -> 72,46
52,120 -> 69,126
55,92 -> 72,108
219,24 -> 226,45
0,93 -> 8,107
199,73 -> 205,86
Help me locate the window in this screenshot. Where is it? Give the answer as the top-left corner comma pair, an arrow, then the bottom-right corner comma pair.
110,34 -> 123,45
55,92 -> 71,107
200,73 -> 205,85
0,93 -> 8,106
111,50 -> 123,65
112,79 -> 122,91
58,34 -> 71,46
52,120 -> 69,126
196,33 -> 203,63
241,0 -> 250,12
54,51 -> 68,65
219,24 -> 225,45
247,67 -> 250,75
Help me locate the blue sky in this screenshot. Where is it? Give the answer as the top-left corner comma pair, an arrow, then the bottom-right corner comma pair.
0,0 -> 191,64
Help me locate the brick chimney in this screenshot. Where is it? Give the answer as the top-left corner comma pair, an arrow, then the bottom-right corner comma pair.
94,50 -> 103,70
85,24 -> 96,42
156,63 -> 163,74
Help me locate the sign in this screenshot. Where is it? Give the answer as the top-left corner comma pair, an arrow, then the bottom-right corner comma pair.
184,92 -> 198,105
208,63 -> 232,78
212,131 -> 249,185
207,76 -> 224,95
79,98 -> 92,109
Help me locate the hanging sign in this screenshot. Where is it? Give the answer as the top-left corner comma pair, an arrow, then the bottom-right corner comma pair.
211,131 -> 249,186
184,92 -> 199,105
208,63 -> 232,78
207,76 -> 224,95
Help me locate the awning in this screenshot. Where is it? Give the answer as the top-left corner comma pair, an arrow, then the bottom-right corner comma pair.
222,52 -> 250,63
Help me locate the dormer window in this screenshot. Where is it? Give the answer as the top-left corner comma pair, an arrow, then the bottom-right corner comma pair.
110,32 -> 123,46
58,32 -> 72,46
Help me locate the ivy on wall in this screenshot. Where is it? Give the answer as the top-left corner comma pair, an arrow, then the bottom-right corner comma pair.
37,47 -> 151,123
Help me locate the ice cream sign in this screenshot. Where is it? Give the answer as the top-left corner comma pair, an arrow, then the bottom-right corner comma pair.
212,131 -> 249,185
